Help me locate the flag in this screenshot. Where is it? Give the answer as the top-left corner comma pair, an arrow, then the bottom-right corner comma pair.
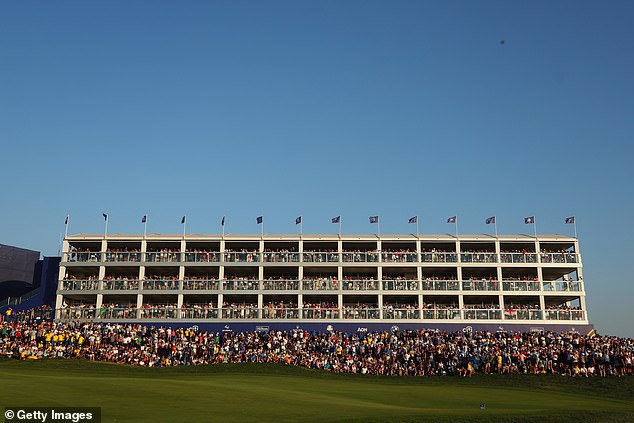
102,213 -> 108,221
181,216 -> 186,224
331,216 -> 341,224
221,216 -> 225,226
141,215 -> 147,224
485,216 -> 496,225
295,216 -> 302,225
256,216 -> 263,224
524,216 -> 534,224
369,216 -> 379,224
447,216 -> 456,224
408,216 -> 417,224
64,216 -> 69,225
565,216 -> 575,224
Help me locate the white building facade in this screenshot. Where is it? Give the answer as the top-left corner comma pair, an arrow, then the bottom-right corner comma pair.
56,233 -> 591,333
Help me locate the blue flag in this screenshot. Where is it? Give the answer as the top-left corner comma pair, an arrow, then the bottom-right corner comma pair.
256,216 -> 263,224
408,216 -> 417,224
565,216 -> 575,224
524,216 -> 534,224
485,216 -> 495,224
141,215 -> 147,224
221,216 -> 225,226
181,216 -> 186,224
331,216 -> 341,224
369,216 -> 379,224
296,216 -> 302,225
447,216 -> 456,224
102,213 -> 108,221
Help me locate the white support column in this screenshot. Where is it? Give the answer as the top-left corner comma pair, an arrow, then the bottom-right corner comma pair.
338,293 -> 343,319
136,293 -> 143,319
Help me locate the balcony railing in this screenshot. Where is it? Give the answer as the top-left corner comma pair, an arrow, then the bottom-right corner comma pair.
181,307 -> 218,319
382,308 -> 420,319
53,307 -> 586,321
262,308 -> 300,319
342,308 -> 380,319
422,308 -> 461,319
500,253 -> 537,264
64,251 -> 102,262
302,279 -> 339,290
461,280 -> 499,291
302,308 -> 340,319
542,281 -> 582,292
421,252 -> 458,263
540,253 -> 578,264
460,253 -> 498,263
184,252 -> 220,262
262,252 -> 300,263
102,279 -> 139,290
342,252 -> 379,263
145,252 -> 181,263
544,309 -> 585,320
224,252 -> 260,263
463,309 -> 502,320
103,252 -> 142,262
381,252 -> 417,263
140,307 -> 179,319
221,308 -> 259,319
98,307 -> 138,319
502,280 -> 541,291
61,279 -> 100,291
341,280 -> 379,290
503,309 -> 543,320
302,252 -> 339,263
182,279 -> 219,290
382,280 -> 419,291
262,279 -> 299,290
58,308 -> 97,319
421,280 -> 459,291
222,279 -> 260,290
143,280 -> 180,290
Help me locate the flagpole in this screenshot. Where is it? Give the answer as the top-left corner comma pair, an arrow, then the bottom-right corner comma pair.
64,215 -> 69,238
494,220 -> 498,238
183,218 -> 186,237
573,220 -> 577,239
339,219 -> 342,236
533,216 -> 537,238
416,219 -> 419,237
58,232 -> 63,256
377,219 -> 380,237
455,216 -> 459,238
222,219 -> 225,237
143,218 -> 147,238
104,216 -> 108,238
300,220 -> 303,236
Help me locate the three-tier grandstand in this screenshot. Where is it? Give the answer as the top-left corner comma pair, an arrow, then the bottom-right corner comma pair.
55,233 -> 591,334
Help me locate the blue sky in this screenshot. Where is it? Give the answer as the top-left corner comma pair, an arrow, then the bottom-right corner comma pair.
1,1 -> 633,336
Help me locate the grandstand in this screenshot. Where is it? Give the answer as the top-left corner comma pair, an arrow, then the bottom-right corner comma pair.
55,233 -> 592,333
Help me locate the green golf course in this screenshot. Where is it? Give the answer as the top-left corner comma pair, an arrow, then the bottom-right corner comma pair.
1,359 -> 633,422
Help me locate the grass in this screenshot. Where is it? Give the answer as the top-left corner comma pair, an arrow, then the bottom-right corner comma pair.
1,358 -> 633,422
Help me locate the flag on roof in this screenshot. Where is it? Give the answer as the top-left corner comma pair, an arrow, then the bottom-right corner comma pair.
331,216 -> 341,224
447,216 -> 456,224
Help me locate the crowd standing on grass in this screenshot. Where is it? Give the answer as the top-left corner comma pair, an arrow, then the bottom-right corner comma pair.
1,308 -> 633,377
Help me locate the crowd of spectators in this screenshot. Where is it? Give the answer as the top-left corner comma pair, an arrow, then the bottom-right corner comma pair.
3,311 -> 631,377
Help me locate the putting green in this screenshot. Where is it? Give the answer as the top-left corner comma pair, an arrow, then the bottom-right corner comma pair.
1,360 -> 632,422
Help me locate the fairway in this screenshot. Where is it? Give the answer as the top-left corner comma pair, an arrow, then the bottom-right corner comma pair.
1,359 -> 633,423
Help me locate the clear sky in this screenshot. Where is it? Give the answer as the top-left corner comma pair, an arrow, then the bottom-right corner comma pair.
1,1 -> 633,336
